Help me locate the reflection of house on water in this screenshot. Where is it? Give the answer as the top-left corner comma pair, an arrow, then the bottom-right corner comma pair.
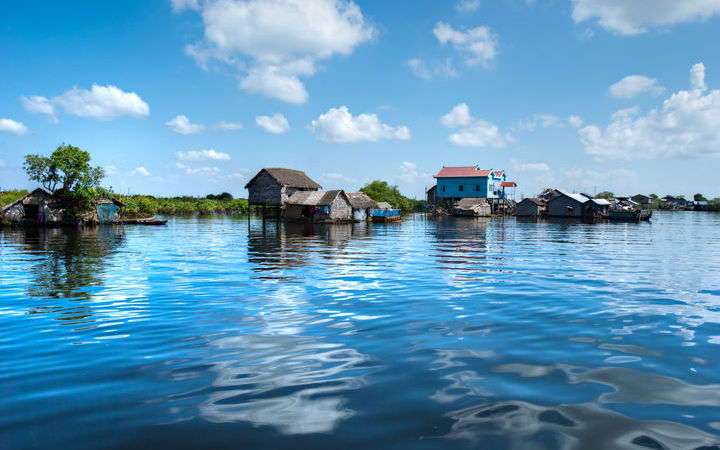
430,217 -> 491,274
1,226 -> 125,323
247,219 -> 375,280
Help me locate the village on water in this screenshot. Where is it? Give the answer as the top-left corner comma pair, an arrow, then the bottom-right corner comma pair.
1,159 -> 713,227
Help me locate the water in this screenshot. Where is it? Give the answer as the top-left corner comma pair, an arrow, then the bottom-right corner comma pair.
1,212 -> 719,450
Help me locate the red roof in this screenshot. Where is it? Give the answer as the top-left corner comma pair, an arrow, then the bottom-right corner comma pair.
501,181 -> 516,187
494,171 -> 505,177
434,166 -> 493,178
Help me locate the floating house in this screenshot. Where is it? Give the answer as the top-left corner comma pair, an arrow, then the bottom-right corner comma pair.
515,198 -> 546,217
1,188 -> 63,225
372,201 -> 401,221
95,198 -> 125,224
284,190 -> 352,222
426,185 -> 437,204
346,192 -> 378,221
433,166 -> 512,201
453,198 -> 491,217
631,194 -> 651,206
538,188 -> 561,201
547,190 -> 609,219
245,168 -> 322,208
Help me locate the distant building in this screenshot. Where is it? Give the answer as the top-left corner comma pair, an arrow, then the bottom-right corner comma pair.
95,198 -> 125,224
346,192 -> 378,221
453,198 -> 491,217
426,185 -> 437,204
433,166 -> 513,201
245,168 -> 321,207
631,194 -> 650,205
538,188 -> 561,201
515,198 -> 546,217
547,190 -> 609,218
376,201 -> 392,210
284,190 -> 352,222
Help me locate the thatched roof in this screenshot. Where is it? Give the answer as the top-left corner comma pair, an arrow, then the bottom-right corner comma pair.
376,201 -> 393,210
346,192 -> 378,209
286,190 -> 347,206
244,168 -> 322,189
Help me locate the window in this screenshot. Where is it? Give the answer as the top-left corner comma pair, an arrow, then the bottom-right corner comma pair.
459,185 -> 464,192
476,185 -> 480,191
442,185 -> 446,192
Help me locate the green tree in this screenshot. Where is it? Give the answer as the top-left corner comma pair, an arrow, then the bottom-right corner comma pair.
595,191 -> 615,200
24,144 -> 105,193
694,193 -> 708,202
360,180 -> 416,211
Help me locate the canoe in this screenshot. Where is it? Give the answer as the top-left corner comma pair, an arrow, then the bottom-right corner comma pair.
123,218 -> 168,225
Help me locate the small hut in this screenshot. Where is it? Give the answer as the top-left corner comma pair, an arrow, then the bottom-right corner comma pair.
244,168 -> 322,208
371,201 -> 401,221
1,188 -> 62,225
284,190 -> 352,222
346,192 -> 378,221
95,198 -> 125,224
453,198 -> 491,217
515,198 -> 546,217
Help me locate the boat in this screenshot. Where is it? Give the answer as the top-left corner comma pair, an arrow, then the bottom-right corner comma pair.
123,217 -> 168,225
608,209 -> 640,221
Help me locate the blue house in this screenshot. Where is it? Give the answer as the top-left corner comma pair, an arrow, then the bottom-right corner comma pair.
433,166 -> 513,201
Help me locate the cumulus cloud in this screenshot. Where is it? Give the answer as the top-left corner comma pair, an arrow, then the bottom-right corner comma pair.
182,0 -> 374,103
214,120 -> 243,130
21,84 -> 149,121
609,75 -> 664,98
456,0 -> 481,12
176,149 -> 230,161
176,162 -> 221,176
0,159 -> 5,168
690,62 -> 707,91
510,158 -> 551,173
170,0 -> 199,12
0,118 -> 29,135
256,113 -> 290,134
166,115 -> 205,134
513,114 -> 565,132
442,103 -> 511,148
579,63 -> 720,159
310,106 -> 411,143
132,167 -> 151,176
433,22 -> 498,67
407,58 -> 457,80
568,114 -> 584,127
571,0 -> 720,35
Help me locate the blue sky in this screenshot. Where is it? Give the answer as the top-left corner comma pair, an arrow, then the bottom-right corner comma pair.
1,0 -> 720,199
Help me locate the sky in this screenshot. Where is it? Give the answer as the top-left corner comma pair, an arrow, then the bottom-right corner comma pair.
1,0 -> 720,200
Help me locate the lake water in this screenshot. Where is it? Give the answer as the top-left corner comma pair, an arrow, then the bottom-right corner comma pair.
1,212 -> 720,450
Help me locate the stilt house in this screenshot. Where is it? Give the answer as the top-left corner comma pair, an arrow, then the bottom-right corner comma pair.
245,168 -> 322,208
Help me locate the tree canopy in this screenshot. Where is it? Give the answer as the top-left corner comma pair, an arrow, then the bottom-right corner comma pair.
595,191 -> 614,200
24,144 -> 105,193
360,180 -> 418,211
694,193 -> 708,202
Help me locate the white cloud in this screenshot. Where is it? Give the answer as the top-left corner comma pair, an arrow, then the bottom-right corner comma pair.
456,0 -> 481,12
176,149 -> 231,161
579,63 -> 720,159
21,84 -> 149,121
568,114 -> 584,127
571,0 -> 720,35
609,75 -> 664,98
214,120 -> 243,130
256,113 -> 290,134
176,162 -> 222,176
407,58 -> 457,80
310,106 -> 411,143
0,118 -> 29,135
183,0 -> 374,103
132,167 -> 151,176
513,114 -> 565,132
690,62 -> 707,91
166,115 -> 205,134
442,103 -> 511,148
105,164 -> 117,176
510,159 -> 551,173
433,22 -> 498,67
0,159 -> 5,168
170,0 -> 199,13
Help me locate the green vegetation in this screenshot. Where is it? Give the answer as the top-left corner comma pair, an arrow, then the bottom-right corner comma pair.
360,180 -> 422,212
24,144 -> 110,215
709,198 -> 720,212
595,191 -> 614,200
0,189 -> 29,207
694,193 -> 708,202
119,195 -> 248,216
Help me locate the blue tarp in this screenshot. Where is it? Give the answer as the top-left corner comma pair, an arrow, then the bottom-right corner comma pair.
372,209 -> 400,217
96,204 -> 118,224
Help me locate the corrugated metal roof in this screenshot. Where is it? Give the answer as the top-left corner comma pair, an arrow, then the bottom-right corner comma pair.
555,189 -> 590,204
520,198 -> 545,206
434,166 -> 493,178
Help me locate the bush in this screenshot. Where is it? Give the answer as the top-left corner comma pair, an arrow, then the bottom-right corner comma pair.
119,195 -> 248,216
360,180 -> 420,212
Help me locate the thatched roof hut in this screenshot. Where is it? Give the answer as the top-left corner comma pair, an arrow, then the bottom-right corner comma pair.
346,192 -> 378,210
284,190 -> 352,222
245,168 -> 322,207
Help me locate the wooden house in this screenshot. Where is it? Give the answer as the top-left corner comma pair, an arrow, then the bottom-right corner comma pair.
631,194 -> 650,206
245,168 -> 321,207
547,190 -> 609,218
433,166 -> 512,202
284,190 -> 352,222
346,192 -> 378,221
1,188 -> 63,225
515,198 -> 546,217
453,198 -> 491,217
426,185 -> 437,204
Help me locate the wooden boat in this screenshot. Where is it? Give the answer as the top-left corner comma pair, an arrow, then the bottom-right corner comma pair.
608,209 -> 640,221
123,217 -> 168,225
